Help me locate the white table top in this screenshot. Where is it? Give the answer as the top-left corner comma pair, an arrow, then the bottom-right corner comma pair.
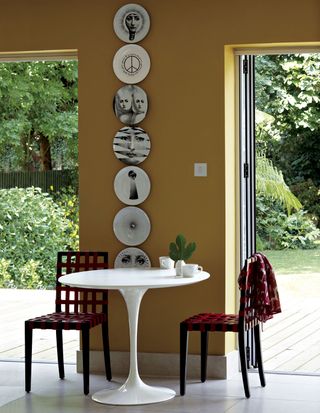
59,267 -> 210,290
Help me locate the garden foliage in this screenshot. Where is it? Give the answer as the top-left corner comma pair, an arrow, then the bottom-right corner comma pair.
256,195 -> 320,250
0,61 -> 79,289
256,54 -> 320,228
0,187 -> 79,289
255,54 -> 320,249
0,61 -> 78,172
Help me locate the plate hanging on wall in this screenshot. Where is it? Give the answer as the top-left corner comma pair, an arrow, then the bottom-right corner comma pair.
114,247 -> 151,268
113,126 -> 151,165
113,3 -> 150,43
114,166 -> 151,206
113,85 -> 148,126
113,206 -> 151,246
113,44 -> 150,84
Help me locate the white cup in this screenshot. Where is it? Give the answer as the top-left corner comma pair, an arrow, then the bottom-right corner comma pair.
182,264 -> 203,277
159,256 -> 175,269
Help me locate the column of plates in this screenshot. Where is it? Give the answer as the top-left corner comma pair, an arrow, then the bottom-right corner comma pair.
112,3 -> 152,269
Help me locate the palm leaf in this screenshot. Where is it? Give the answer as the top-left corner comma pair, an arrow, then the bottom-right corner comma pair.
256,153 -> 302,214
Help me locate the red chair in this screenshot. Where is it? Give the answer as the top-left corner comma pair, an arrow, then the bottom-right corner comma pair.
180,253 -> 281,398
25,251 -> 112,395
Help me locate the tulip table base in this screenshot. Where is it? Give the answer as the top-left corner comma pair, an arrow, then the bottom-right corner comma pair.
92,379 -> 175,405
92,286 -> 175,405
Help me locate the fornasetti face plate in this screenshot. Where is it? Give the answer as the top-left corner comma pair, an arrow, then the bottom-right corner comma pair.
113,3 -> 150,43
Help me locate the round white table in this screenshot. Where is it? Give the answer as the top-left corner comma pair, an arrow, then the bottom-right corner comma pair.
59,267 -> 210,405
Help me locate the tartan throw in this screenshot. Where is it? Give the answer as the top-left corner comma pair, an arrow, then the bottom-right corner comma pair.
238,252 -> 281,322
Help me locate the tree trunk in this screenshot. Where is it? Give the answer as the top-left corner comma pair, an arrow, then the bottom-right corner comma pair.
38,134 -> 52,171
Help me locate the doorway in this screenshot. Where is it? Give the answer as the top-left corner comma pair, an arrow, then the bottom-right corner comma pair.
0,53 -> 79,363
239,51 -> 320,375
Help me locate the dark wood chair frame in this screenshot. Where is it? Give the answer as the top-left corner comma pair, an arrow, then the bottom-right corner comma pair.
25,251 -> 112,395
180,257 -> 266,398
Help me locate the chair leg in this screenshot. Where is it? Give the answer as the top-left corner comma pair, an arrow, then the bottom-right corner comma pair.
102,322 -> 112,381
82,328 -> 90,395
254,324 -> 266,387
200,331 -> 208,382
25,322 -> 33,393
180,323 -> 189,396
238,328 -> 250,398
56,330 -> 65,379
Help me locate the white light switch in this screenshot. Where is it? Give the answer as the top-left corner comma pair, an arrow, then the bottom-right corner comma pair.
194,163 -> 207,177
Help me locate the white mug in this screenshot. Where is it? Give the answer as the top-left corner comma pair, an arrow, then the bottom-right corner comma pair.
182,263 -> 203,277
159,256 -> 175,269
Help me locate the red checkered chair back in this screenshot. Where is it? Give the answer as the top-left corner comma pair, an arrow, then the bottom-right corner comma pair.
55,251 -> 108,314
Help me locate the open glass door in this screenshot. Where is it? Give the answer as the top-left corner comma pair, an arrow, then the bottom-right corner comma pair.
239,54 -> 257,368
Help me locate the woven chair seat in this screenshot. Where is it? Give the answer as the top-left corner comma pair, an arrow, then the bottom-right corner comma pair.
183,312 -> 239,332
27,312 -> 107,330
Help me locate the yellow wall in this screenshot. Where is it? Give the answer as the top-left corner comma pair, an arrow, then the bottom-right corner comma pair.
1,0 -> 319,356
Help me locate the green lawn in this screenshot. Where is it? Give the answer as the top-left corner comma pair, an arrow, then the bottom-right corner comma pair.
261,248 -> 320,275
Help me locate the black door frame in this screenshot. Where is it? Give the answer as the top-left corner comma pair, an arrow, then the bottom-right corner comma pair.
239,54 -> 257,368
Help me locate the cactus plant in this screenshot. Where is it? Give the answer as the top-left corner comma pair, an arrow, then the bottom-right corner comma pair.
169,234 -> 196,261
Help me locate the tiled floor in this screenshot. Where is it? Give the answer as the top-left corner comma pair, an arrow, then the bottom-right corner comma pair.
0,361 -> 319,413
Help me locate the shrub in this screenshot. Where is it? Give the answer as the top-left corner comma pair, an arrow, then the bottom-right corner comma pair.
0,258 -> 13,288
49,185 -> 79,249
256,195 -> 320,250
0,187 -> 77,289
280,210 -> 320,249
290,179 -> 320,228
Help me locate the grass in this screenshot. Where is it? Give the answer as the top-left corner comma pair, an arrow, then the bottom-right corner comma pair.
261,248 -> 320,275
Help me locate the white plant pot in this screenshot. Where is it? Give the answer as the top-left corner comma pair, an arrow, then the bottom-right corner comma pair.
175,260 -> 185,276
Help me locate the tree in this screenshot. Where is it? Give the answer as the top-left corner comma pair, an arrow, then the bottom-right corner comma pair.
255,54 -> 320,184
0,61 -> 78,172
255,54 -> 320,225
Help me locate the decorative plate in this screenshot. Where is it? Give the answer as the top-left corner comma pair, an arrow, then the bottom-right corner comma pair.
113,85 -> 148,126
113,126 -> 151,165
113,44 -> 150,84
114,166 -> 151,205
113,206 -> 151,246
114,247 -> 151,268
113,3 -> 150,43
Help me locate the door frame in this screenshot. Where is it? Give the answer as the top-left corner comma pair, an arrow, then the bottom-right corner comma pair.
224,41 -> 320,363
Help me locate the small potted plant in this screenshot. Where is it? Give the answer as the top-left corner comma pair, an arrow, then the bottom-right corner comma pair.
169,233 -> 196,276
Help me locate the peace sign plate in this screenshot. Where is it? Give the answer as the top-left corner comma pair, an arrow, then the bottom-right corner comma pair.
113,44 -> 151,84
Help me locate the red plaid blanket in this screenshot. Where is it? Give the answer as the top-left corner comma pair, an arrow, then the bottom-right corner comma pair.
239,253 -> 282,322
